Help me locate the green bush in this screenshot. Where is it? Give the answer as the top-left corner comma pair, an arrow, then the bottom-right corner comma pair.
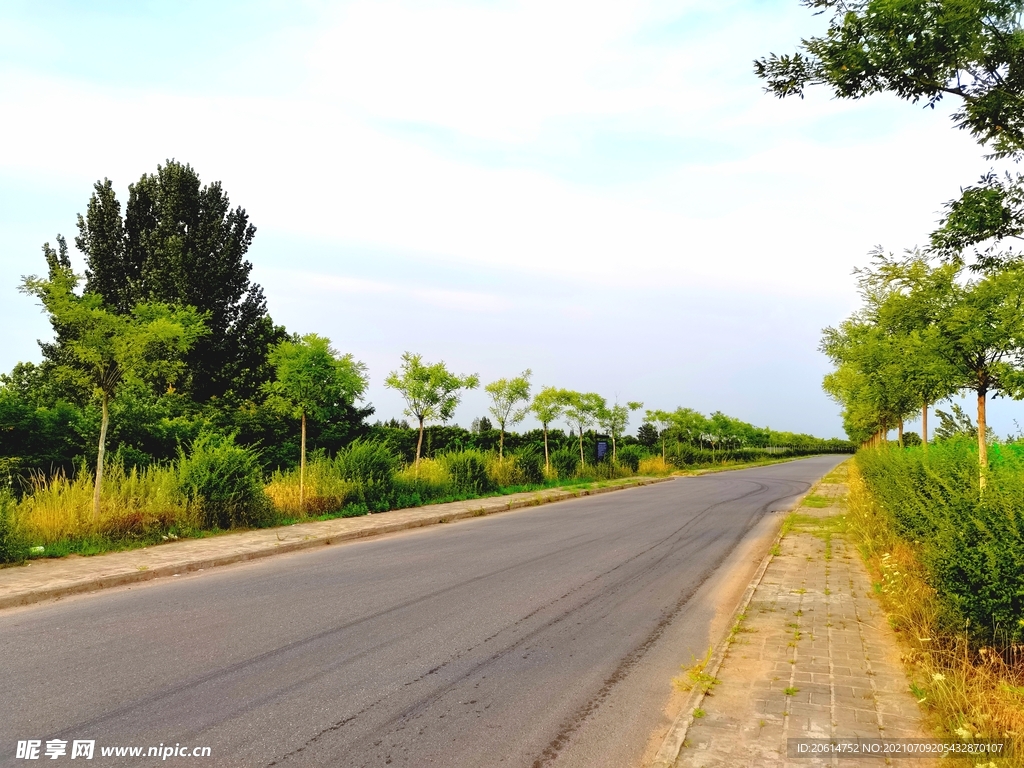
332,439 -> 399,510
856,439 -> 1024,646
0,489 -> 25,565
616,444 -> 644,472
550,448 -> 579,480
511,446 -> 545,485
178,433 -> 274,529
437,450 -> 495,495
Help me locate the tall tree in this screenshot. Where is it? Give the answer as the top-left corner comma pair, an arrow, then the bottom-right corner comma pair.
264,334 -> 368,513
530,386 -> 565,472
75,161 -> 284,401
563,391 -> 607,465
485,370 -> 532,458
854,252 -> 960,448
598,400 -> 643,461
928,261 -> 1024,476
20,260 -> 207,521
384,353 -> 479,467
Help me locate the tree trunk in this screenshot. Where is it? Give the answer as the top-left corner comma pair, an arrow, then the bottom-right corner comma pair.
661,434 -> 666,461
543,425 -> 550,472
898,419 -> 904,448
922,401 -> 929,453
611,434 -> 617,462
415,417 -> 425,470
578,427 -> 585,466
300,409 -> 307,514
92,391 -> 110,523
499,428 -> 504,459
978,389 -> 988,486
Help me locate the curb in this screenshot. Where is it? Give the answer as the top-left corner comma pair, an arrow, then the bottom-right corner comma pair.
648,483 -> 818,768
0,477 -> 674,611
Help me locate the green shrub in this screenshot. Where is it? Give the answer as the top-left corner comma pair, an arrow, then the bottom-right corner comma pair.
437,450 -> 495,495
856,439 -> 1024,646
332,440 -> 399,510
616,444 -> 644,472
178,433 -> 274,529
0,490 -> 25,565
550,448 -> 579,480
511,446 -> 545,485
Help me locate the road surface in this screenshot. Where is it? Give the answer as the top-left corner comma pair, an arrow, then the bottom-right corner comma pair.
1,456 -> 844,767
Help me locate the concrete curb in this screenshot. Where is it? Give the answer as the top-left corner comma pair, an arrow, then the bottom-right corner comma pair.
648,483 -> 817,768
0,477 -> 674,611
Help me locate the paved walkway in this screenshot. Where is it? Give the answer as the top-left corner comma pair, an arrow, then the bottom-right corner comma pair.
0,477 -> 670,610
667,474 -> 934,767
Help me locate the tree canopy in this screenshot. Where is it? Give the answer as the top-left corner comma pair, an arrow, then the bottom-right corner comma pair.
485,370 -> 532,457
384,353 -> 479,465
755,0 -> 1024,159
75,160 -> 284,401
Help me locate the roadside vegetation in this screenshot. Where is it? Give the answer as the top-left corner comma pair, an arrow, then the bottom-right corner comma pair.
849,451 -> 1024,758
764,0 -> 1024,756
0,161 -> 847,565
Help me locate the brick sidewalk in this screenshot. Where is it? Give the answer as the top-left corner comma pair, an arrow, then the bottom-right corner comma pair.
668,478 -> 934,767
0,477 -> 671,611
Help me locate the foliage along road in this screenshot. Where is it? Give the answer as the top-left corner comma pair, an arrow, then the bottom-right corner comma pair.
0,456 -> 844,768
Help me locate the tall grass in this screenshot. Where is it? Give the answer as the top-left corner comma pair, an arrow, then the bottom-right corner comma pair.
847,460 -> 1024,755
638,456 -> 673,475
18,461 -> 193,546
266,457 -> 356,517
856,439 -> 1024,645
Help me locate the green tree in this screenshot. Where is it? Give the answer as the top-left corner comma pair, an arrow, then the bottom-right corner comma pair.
265,334 -> 368,512
75,161 -> 284,401
645,409 -> 675,459
485,369 -> 532,458
384,353 -> 479,467
928,261 -> 1024,475
598,400 -> 643,461
530,386 -> 565,472
854,252 -> 961,448
20,259 -> 207,521
563,391 -> 607,465
755,0 -> 1024,159
636,421 -> 659,448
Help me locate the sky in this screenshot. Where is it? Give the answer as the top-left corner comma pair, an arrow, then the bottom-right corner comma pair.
1,0 -> 1018,440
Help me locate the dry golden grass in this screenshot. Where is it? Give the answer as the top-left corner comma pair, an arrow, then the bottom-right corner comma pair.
17,463 -> 194,545
265,460 -> 355,517
847,462 -> 1024,763
637,456 -> 673,475
395,458 -> 449,488
486,455 -> 525,487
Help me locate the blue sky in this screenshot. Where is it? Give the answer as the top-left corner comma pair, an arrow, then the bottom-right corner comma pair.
1,0 -> 1015,439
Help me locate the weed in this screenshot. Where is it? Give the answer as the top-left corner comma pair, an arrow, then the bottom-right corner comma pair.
783,687 -> 799,696
674,648 -> 720,693
802,494 -> 831,508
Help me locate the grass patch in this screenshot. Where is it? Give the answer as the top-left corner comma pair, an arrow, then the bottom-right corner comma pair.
801,493 -> 831,508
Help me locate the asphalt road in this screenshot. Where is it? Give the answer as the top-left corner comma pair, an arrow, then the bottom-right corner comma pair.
1,456 -> 844,768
